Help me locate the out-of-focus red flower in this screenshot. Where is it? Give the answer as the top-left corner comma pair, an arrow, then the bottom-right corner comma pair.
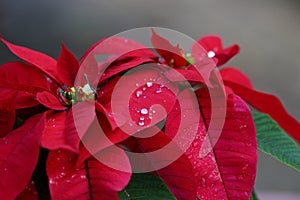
197,35 -> 240,66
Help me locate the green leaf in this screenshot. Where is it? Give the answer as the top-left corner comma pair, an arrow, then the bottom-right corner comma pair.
253,111 -> 300,171
250,189 -> 259,200
118,173 -> 176,200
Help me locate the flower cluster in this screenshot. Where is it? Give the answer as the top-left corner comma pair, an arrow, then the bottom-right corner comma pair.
0,29 -> 299,200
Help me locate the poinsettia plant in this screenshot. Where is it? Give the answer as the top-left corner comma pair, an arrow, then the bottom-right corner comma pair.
0,28 -> 299,200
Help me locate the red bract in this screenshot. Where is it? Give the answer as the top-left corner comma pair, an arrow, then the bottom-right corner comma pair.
196,35 -> 240,66
0,29 -> 298,200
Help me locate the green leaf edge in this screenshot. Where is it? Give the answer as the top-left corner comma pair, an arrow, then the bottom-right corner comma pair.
253,111 -> 300,171
118,173 -> 176,200
250,189 -> 259,200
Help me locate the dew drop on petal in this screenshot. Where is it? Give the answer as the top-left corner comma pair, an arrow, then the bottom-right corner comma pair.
155,88 -> 162,94
138,121 -> 145,126
140,108 -> 148,115
136,90 -> 143,97
208,51 -> 215,58
140,116 -> 145,121
146,82 -> 153,87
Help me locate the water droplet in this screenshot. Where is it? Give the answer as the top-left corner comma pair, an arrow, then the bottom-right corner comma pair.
2,138 -> 8,145
140,117 -> 145,121
208,51 -> 215,58
140,108 -> 148,115
138,121 -> 145,126
146,82 -> 153,87
242,163 -> 249,171
240,125 -> 247,129
155,88 -> 162,93
201,177 -> 206,185
152,110 -> 156,113
49,179 -> 56,185
246,142 -> 252,147
192,140 -> 199,147
136,90 -> 142,97
71,174 -> 77,179
80,175 -> 86,179
135,83 -> 139,87
163,99 -> 167,103
142,87 -> 146,91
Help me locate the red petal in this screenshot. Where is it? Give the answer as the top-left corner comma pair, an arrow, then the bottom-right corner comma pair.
216,44 -> 240,66
220,67 -> 253,89
79,36 -> 157,87
164,66 -> 205,83
151,29 -> 187,67
76,120 -> 131,166
166,89 -> 257,199
131,129 -> 197,199
15,181 -> 38,200
0,37 -> 61,84
99,56 -> 156,82
40,110 -> 78,152
191,40 -> 217,86
108,68 -> 178,132
0,62 -> 50,108
0,91 -> 16,137
196,35 -> 240,66
224,80 -> 300,143
46,149 -> 131,200
57,43 -> 80,87
36,91 -> 66,110
197,35 -> 223,52
0,114 -> 44,200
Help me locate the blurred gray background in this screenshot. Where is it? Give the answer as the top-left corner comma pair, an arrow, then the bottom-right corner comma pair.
0,0 -> 299,199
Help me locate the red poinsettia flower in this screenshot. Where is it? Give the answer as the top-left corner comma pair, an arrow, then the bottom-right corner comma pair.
0,37 -> 137,199
197,35 -> 240,66
1,29 -> 298,200
195,35 -> 300,143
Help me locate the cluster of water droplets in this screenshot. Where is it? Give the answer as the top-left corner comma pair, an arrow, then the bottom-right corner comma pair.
134,79 -> 166,127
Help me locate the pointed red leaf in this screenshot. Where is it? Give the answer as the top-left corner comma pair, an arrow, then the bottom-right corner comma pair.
77,119 -> 131,166
166,89 -> 257,199
191,40 -> 217,86
196,35 -> 240,66
106,68 -> 178,133
57,44 -> 80,87
151,29 -> 187,67
36,91 -> 66,111
0,114 -> 44,200
39,110 -> 79,152
0,91 -> 16,137
79,36 -> 157,88
130,129 -> 197,199
98,56 -> 156,82
223,78 -> 300,143
0,62 -> 50,108
15,181 -> 38,200
0,37 -> 61,84
46,148 -> 131,200
220,67 -> 253,89
220,67 -> 300,143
